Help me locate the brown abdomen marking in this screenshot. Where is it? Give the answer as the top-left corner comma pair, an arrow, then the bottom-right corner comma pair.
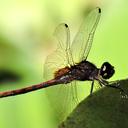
54,67 -> 70,78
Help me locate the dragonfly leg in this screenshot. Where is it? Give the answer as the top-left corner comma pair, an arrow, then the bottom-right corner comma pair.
100,79 -> 126,95
90,80 -> 94,95
99,81 -> 103,87
105,84 -> 125,93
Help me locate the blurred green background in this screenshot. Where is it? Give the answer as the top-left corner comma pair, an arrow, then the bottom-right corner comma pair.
0,0 -> 128,128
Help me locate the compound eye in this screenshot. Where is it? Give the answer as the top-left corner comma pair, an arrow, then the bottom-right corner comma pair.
100,62 -> 115,79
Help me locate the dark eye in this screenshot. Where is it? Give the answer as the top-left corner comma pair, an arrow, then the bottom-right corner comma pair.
100,62 -> 115,79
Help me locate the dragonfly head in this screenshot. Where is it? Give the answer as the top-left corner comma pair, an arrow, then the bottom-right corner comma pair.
99,62 -> 115,79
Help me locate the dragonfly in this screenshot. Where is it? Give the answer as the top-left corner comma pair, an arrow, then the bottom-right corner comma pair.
0,7 -> 122,105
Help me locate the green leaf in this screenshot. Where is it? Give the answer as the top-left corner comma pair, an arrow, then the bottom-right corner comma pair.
59,78 -> 128,128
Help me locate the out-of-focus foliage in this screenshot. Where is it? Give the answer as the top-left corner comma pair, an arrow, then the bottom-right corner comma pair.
0,0 -> 128,128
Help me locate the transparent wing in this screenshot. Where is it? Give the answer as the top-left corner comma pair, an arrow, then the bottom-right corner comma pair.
44,82 -> 81,121
71,7 -> 101,63
54,23 -> 74,67
44,23 -> 74,80
44,23 -> 79,121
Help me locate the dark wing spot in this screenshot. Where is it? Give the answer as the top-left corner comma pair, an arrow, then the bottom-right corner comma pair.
65,24 -> 68,28
98,8 -> 101,13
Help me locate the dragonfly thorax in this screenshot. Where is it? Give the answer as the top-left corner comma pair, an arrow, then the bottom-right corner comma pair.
70,60 -> 99,81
